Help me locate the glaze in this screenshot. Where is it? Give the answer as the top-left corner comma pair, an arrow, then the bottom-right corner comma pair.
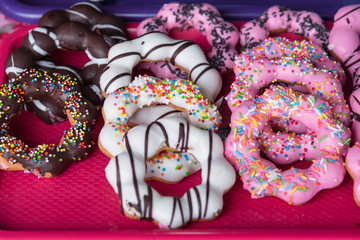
240,5 -> 329,50
105,117 -> 235,229
137,2 -> 239,73
99,32 -> 222,102
227,37 -> 350,126
0,69 -> 97,177
224,86 -> 350,205
99,75 -> 221,158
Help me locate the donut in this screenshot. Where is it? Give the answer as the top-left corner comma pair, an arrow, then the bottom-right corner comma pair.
22,57 -> 103,124
99,75 -> 221,158
137,2 -> 239,73
345,143 -> 360,207
328,5 -> 360,88
239,5 -> 330,50
5,17 -> 116,84
99,32 -> 222,102
0,68 -> 98,177
224,85 -> 350,205
257,123 -> 350,165
38,1 -> 127,42
5,2 -> 127,124
145,150 -> 200,184
105,117 -> 235,229
136,61 -> 188,80
226,37 -> 351,126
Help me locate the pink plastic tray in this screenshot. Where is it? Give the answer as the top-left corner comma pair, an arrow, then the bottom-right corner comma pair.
0,21 -> 359,239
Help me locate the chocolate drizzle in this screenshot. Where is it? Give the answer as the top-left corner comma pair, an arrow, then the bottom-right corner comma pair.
240,5 -> 329,50
115,155 -> 124,215
170,41 -> 197,65
138,2 -> 238,72
101,32 -> 221,102
110,117 -> 235,229
203,130 -> 213,217
334,6 -> 360,22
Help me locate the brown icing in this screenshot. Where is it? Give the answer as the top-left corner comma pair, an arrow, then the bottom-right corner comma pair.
0,68 -> 97,177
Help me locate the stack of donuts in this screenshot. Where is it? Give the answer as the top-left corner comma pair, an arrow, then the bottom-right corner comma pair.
2,1 -> 360,230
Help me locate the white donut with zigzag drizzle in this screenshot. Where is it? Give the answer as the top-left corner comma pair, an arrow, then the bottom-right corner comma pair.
99,32 -> 222,102
105,117 -> 235,229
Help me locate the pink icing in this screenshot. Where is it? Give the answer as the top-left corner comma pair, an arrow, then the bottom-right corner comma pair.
345,143 -> 360,207
0,162 -> 9,170
349,88 -> 360,142
137,2 -> 239,74
258,124 -> 349,165
227,37 -> 350,126
224,86 -> 350,205
239,5 -> 329,50
329,5 -> 360,88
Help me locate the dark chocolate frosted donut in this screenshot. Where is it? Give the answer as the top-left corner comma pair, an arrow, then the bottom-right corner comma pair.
5,2 -> 127,124
39,2 -> 126,42
0,68 -> 98,177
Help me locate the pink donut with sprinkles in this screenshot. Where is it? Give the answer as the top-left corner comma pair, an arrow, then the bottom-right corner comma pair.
226,37 -> 350,126
240,5 -> 329,50
137,2 -> 239,73
328,5 -> 360,89
345,142 -> 360,207
224,85 -> 351,205
258,123 -> 351,165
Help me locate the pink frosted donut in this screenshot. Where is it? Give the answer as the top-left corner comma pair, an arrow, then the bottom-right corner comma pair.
328,5 -> 360,88
345,142 -> 360,207
349,88 -> 360,142
257,123 -> 351,165
137,2 -> 239,74
224,86 -> 350,205
240,5 -> 329,50
226,37 -> 351,126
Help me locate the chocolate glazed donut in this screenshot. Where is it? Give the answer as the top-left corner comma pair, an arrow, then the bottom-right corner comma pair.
0,68 -> 98,177
5,2 -> 127,124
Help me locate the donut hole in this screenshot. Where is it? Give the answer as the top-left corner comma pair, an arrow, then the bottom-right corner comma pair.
8,109 -> 71,147
258,121 -> 317,168
271,31 -> 307,42
145,150 -> 202,198
256,81 -> 310,98
134,27 -> 211,80
50,49 -> 89,69
168,27 -> 211,52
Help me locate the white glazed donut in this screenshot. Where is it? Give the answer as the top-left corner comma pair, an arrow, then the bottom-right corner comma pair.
105,117 -> 236,229
99,32 -> 222,102
99,75 -> 221,158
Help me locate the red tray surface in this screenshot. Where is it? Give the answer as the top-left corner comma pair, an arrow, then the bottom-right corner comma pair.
0,21 -> 359,235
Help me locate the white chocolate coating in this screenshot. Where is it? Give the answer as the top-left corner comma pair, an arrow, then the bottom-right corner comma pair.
145,150 -> 201,183
99,75 -> 221,158
99,32 -> 222,102
105,117 -> 235,229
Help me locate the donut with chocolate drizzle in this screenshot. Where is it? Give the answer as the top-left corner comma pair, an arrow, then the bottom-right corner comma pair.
105,117 -> 235,229
100,32 -> 222,102
0,68 -> 97,177
137,2 -> 239,74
